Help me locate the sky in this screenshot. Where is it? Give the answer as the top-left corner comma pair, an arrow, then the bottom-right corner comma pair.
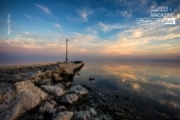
0,0 -> 180,64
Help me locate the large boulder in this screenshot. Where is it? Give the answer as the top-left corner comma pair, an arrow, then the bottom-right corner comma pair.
70,85 -> 88,97
52,111 -> 74,120
38,101 -> 56,114
0,80 -> 51,120
60,85 -> 88,104
41,84 -> 65,97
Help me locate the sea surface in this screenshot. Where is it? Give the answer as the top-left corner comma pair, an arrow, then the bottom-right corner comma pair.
72,60 -> 180,120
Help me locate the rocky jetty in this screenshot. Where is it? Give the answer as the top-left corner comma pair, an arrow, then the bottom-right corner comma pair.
0,61 -> 84,120
0,61 -> 134,120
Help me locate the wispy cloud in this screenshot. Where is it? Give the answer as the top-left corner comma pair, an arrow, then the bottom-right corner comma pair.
77,9 -> 93,22
53,23 -> 61,30
24,14 -> 32,19
34,3 -> 51,15
99,22 -> 126,32
86,22 -> 126,33
24,31 -> 31,35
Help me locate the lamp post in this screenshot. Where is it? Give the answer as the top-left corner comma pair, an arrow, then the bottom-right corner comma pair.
66,39 -> 69,63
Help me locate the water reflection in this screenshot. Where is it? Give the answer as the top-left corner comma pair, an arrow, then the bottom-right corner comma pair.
73,60 -> 180,118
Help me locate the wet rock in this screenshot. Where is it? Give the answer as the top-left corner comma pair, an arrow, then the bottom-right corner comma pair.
74,110 -> 91,120
56,106 -> 66,112
0,80 -> 50,120
89,78 -> 95,81
113,112 -> 132,120
41,84 -> 65,97
60,94 -> 78,104
89,108 -> 97,115
70,85 -> 88,97
81,84 -> 91,91
74,108 -> 97,120
52,111 -> 73,120
38,101 -> 55,114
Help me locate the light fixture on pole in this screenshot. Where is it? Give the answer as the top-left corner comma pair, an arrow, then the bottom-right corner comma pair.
66,39 -> 69,63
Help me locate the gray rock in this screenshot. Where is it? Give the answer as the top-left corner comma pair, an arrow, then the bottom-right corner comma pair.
70,85 -> 88,97
52,111 -> 73,120
0,80 -> 50,120
74,110 -> 91,120
60,94 -> 79,104
89,108 -> 97,116
39,101 -> 55,114
41,84 -> 65,97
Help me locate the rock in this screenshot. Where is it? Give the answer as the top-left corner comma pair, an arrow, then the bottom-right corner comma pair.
63,82 -> 71,88
89,78 -> 95,81
74,110 -> 91,120
74,108 -> 97,120
41,84 -> 65,97
52,111 -> 73,120
89,108 -> 97,115
12,71 -> 37,82
36,78 -> 52,85
70,85 -> 88,97
60,94 -> 79,104
49,100 -> 57,106
0,80 -> 50,120
45,70 -> 53,77
39,101 -> 55,114
57,106 -> 66,112
59,63 -> 75,75
53,73 -> 63,81
81,85 -> 91,91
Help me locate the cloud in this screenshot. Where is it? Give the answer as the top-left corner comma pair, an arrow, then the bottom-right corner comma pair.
86,22 -> 126,33
24,14 -> 32,19
99,22 -> 126,32
24,31 -> 31,35
119,10 -> 132,17
34,3 -> 51,15
0,24 -> 179,60
53,23 -> 61,30
77,9 -> 93,22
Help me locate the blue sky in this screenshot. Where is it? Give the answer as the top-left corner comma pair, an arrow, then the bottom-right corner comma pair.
0,0 -> 179,64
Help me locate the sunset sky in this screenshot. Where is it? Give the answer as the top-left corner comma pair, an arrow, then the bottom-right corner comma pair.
0,0 -> 179,64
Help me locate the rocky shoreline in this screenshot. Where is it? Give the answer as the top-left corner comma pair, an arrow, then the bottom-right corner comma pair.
0,61 -> 134,120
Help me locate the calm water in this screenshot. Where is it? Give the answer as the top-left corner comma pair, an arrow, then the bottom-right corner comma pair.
72,60 -> 180,120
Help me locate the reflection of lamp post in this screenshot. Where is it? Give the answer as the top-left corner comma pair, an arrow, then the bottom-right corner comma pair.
66,39 -> 69,63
